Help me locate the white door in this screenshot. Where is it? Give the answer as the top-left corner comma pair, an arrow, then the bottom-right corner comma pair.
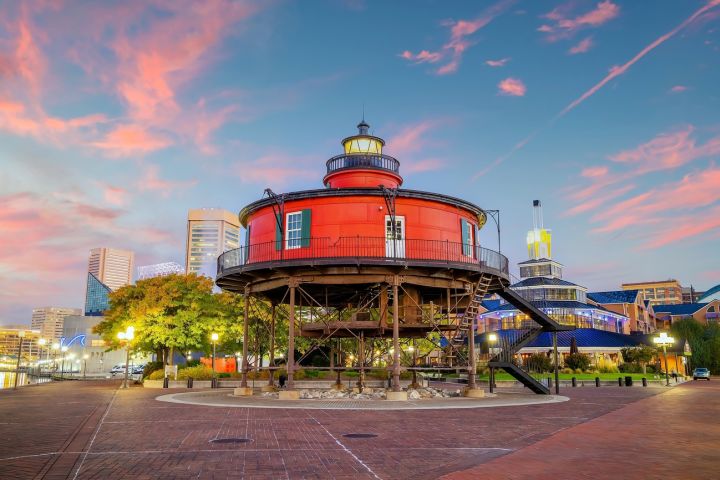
385,215 -> 405,258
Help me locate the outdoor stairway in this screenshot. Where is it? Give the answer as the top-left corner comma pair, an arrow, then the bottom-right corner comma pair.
451,273 -> 494,347
487,286 -> 574,394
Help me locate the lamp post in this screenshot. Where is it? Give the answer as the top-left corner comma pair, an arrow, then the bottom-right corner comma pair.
60,346 -> 69,379
68,353 -> 76,377
13,330 -> 25,389
210,333 -> 219,377
38,338 -> 47,373
83,354 -> 89,379
51,343 -> 60,374
654,332 -> 675,387
117,326 -> 135,389
488,333 -> 497,393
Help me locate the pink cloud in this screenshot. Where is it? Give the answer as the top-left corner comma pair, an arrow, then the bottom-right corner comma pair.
581,165 -> 609,178
610,126 -> 720,175
498,77 -> 526,96
403,158 -> 446,174
400,0 -> 513,75
136,164 -> 197,197
386,121 -> 440,156
644,206 -> 720,248
539,1 -> 619,41
99,183 -> 129,207
670,85 -> 688,93
234,153 -> 317,188
90,124 -> 171,157
569,36 -> 594,54
485,57 -> 510,67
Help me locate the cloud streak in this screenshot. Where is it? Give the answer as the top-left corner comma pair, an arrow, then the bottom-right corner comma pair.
539,1 -> 619,42
497,77 -> 526,96
400,0 -> 514,75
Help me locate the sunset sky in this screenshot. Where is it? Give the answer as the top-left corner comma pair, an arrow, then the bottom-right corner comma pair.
1,0 -> 719,324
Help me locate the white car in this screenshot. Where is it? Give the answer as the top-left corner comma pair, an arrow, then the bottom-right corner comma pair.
111,364 -> 127,375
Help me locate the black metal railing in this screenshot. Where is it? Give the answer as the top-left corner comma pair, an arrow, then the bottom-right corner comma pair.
218,236 -> 509,277
325,153 -> 400,176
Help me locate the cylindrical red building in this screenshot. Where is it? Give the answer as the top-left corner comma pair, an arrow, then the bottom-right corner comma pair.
218,120 -> 512,398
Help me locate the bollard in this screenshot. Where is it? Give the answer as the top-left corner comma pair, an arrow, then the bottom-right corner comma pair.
163,376 -> 169,389
595,377 -> 600,387
625,376 -> 633,387
642,378 -> 647,387
187,377 -> 193,389
618,377 -> 623,387
571,377 -> 577,387
547,377 -> 553,389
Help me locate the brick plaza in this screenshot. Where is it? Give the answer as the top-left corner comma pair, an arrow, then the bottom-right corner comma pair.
0,381 -> 717,479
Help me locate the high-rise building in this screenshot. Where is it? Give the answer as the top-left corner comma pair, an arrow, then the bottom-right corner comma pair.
85,273 -> 112,316
185,209 -> 240,278
87,248 -> 134,291
84,248 -> 133,316
621,279 -> 683,305
137,262 -> 185,280
30,307 -> 82,341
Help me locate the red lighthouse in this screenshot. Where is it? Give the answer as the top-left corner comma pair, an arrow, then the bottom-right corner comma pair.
218,120 -> 562,399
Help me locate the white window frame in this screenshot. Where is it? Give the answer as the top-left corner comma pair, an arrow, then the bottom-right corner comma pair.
285,211 -> 302,250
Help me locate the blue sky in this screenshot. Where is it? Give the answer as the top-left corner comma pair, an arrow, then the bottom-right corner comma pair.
1,0 -> 719,324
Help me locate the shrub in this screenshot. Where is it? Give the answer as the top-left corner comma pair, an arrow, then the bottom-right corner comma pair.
561,367 -> 574,374
217,372 -> 231,378
176,365 -> 214,380
526,353 -> 552,373
143,361 -> 163,378
564,353 -> 591,371
147,369 -> 166,380
184,359 -> 200,368
618,363 -> 642,373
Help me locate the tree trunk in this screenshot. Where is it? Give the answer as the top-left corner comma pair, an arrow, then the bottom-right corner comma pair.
168,346 -> 174,366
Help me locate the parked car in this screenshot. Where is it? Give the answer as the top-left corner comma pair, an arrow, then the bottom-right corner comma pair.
132,364 -> 145,375
110,364 -> 126,375
693,368 -> 711,381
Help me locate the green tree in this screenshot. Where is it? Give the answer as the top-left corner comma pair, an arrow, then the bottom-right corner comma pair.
94,274 -> 239,365
564,353 -> 591,371
620,344 -> 656,374
670,319 -> 720,373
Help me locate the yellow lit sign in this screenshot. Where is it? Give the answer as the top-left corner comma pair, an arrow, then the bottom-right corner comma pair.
526,228 -> 552,260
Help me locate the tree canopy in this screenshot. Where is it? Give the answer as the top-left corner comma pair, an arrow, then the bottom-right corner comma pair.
94,274 -> 245,364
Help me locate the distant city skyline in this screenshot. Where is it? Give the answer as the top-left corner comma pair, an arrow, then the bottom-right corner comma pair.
1,1 -> 719,324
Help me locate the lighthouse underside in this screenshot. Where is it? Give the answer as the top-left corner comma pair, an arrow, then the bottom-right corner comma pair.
217,262 -> 509,339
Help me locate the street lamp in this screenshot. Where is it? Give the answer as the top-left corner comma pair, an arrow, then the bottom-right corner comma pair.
83,354 -> 89,379
210,333 -> 219,376
38,338 -> 47,373
117,326 -> 135,389
13,330 -> 26,389
51,343 -> 60,374
654,332 -> 675,387
488,333 -> 498,393
60,345 -> 69,379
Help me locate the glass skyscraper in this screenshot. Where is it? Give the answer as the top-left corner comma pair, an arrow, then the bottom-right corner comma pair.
85,273 -> 111,316
185,209 -> 240,279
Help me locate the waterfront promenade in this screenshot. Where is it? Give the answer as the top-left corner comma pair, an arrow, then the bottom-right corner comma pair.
0,381 -> 717,479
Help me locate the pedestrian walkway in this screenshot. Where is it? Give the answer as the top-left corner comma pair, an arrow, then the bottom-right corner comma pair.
1,380 -> 711,479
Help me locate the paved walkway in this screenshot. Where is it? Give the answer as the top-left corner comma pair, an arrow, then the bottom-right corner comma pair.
442,379 -> 720,480
0,380 -> 713,479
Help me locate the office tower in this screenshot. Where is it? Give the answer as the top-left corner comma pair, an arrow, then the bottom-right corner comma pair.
30,307 -> 82,341
185,209 -> 240,278
87,248 -> 134,291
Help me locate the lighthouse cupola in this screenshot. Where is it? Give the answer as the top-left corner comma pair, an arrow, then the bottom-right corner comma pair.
323,120 -> 403,189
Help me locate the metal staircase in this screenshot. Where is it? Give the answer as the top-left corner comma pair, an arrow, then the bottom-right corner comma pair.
488,287 -> 573,394
452,273 -> 494,347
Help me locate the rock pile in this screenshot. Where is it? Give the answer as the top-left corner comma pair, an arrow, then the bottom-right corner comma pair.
406,387 -> 462,399
261,386 -> 462,400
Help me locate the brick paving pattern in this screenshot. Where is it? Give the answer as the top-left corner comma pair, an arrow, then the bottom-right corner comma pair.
1,380 -> 714,479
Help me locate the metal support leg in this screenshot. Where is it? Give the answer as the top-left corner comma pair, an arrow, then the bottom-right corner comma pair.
392,280 -> 401,392
268,304 -> 276,387
468,317 -> 477,389
553,331 -> 559,395
288,284 -> 296,390
241,289 -> 250,388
